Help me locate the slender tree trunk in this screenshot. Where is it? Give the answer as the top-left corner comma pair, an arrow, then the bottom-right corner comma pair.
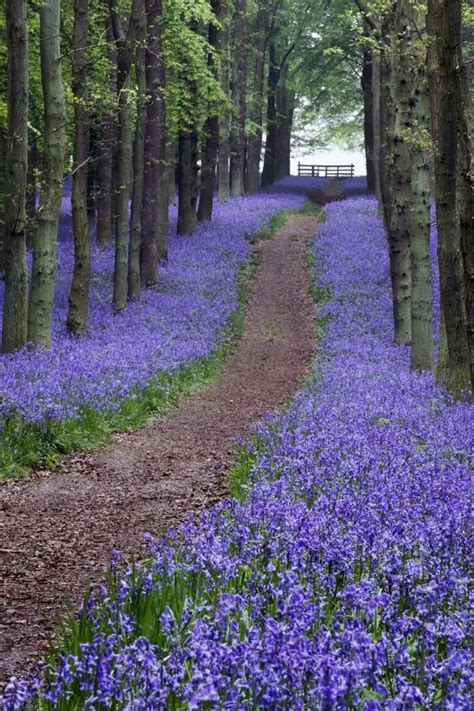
128,11 -> 146,300
28,0 -> 66,348
229,0 -> 246,198
427,0 -> 471,394
381,13 -> 412,346
0,124 -> 6,269
362,39 -> 376,192
140,0 -> 168,287
67,0 -> 91,334
177,131 -> 198,235
245,6 -> 268,194
217,0 -> 231,201
96,18 -> 117,245
26,133 -> 39,246
2,0 -> 29,353
409,80 -> 434,371
197,0 -> 221,222
457,38 -> 474,389
108,0 -> 140,312
372,48 -> 382,206
274,69 -> 292,181
261,41 -> 279,188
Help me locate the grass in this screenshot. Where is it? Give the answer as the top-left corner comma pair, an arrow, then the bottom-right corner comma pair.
0,207 -> 311,480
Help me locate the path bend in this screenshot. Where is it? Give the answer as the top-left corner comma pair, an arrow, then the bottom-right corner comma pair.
0,214 -> 318,685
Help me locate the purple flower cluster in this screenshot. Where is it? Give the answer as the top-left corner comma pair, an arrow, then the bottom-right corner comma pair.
3,189 -> 473,709
0,189 -> 305,424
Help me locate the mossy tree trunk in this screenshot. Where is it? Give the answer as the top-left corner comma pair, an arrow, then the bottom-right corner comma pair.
2,0 -> 29,353
67,0 -> 91,335
28,0 -> 66,348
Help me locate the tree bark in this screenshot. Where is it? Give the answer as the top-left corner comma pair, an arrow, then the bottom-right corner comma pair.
427,0 -> 471,394
381,12 -> 412,346
108,0 -> 140,312
245,4 -> 268,194
128,9 -> 146,301
261,41 -> 279,188
67,0 -> 91,334
409,64 -> 434,371
457,35 -> 474,389
96,17 -> 117,245
28,0 -> 67,348
2,0 -> 29,353
177,131 -> 198,235
217,0 -> 231,201
197,0 -> 221,222
229,0 -> 247,198
140,0 -> 168,287
361,39 -> 376,192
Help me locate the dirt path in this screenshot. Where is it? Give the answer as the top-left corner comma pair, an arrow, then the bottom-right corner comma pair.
0,215 -> 318,686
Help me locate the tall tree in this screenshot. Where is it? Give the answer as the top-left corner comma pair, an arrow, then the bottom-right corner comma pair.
197,0 -> 221,222
67,0 -> 91,334
427,0 -> 471,394
95,16 -> 117,246
245,2 -> 270,194
217,0 -> 231,201
2,0 -> 29,353
229,0 -> 247,198
139,0 -> 168,285
108,0 -> 141,312
28,0 -> 66,348
128,2 -> 146,300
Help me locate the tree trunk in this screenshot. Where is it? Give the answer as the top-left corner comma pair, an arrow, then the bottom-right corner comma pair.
261,41 -> 279,188
229,0 -> 247,198
409,77 -> 434,371
139,0 -> 168,287
2,0 -> 29,353
67,0 -> 91,334
245,5 -> 268,194
96,17 -> 117,245
362,40 -> 376,192
109,0 -> 140,312
177,131 -> 198,235
197,0 -> 221,222
457,35 -> 474,389
381,13 -> 412,346
274,69 -> 292,181
128,14 -> 146,300
28,0 -> 66,348
372,48 -> 382,206
427,0 -> 471,394
217,0 -> 231,201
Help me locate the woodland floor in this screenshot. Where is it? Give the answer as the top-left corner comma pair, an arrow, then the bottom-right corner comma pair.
0,214 -> 318,686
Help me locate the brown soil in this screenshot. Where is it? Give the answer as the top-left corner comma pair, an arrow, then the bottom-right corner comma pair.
0,215 -> 318,686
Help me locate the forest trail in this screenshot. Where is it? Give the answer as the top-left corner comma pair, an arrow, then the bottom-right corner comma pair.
0,214 -> 318,685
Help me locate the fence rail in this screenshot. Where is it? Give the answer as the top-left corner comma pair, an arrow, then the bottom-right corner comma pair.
297,163 -> 354,178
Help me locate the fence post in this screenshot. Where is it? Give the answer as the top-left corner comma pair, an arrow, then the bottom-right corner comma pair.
351,163 -> 354,177
298,162 -> 300,176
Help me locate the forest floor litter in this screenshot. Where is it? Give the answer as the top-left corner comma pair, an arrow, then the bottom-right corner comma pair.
0,213 -> 317,686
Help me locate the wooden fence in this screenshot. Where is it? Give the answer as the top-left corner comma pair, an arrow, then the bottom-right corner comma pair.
297,163 -> 355,178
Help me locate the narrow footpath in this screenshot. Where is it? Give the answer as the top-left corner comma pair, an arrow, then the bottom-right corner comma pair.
0,214 -> 318,685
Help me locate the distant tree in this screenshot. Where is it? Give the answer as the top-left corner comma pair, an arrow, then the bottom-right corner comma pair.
2,0 -> 29,353
28,0 -> 66,348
